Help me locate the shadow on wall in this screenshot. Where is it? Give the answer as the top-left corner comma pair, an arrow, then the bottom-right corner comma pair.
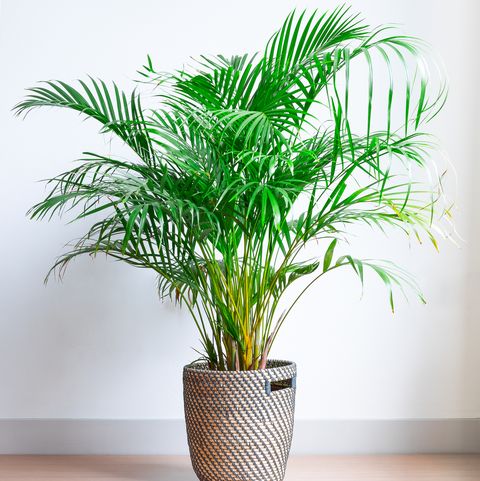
462,0 -> 480,421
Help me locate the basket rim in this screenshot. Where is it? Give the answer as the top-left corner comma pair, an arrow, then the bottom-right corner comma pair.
183,359 -> 295,374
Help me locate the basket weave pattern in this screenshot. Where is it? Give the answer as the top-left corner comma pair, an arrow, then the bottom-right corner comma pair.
183,360 -> 297,481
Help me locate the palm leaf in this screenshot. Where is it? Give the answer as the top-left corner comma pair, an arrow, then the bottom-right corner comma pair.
15,6 -> 450,370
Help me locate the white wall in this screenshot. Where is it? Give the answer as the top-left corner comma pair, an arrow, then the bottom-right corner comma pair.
0,0 -> 478,422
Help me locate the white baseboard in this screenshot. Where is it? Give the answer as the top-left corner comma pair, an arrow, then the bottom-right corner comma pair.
0,418 -> 479,455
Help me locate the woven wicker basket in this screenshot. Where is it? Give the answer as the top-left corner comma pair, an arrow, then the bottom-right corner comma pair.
183,360 -> 297,481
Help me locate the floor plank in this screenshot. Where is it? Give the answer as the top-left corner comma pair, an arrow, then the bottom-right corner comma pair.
0,455 -> 478,480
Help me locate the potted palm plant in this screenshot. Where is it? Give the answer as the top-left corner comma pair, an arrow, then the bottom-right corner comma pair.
15,6 -> 448,481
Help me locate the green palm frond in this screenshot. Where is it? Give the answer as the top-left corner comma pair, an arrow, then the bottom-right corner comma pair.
15,6 -> 450,370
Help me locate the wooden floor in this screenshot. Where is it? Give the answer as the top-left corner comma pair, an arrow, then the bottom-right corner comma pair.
0,455 -> 478,480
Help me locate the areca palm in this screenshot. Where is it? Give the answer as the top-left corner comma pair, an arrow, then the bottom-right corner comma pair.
15,6 -> 449,370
